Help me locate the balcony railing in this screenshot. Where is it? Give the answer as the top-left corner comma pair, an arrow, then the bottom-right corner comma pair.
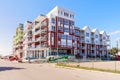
81,34 -> 85,37
91,35 -> 94,38
91,47 -> 95,50
81,40 -> 85,43
81,46 -> 86,49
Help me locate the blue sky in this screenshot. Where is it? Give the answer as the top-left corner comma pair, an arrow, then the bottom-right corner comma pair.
0,0 -> 120,55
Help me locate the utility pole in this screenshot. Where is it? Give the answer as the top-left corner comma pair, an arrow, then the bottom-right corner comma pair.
117,40 -> 119,54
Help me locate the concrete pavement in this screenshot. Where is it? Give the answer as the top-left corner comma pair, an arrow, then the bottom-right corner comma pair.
0,59 -> 120,80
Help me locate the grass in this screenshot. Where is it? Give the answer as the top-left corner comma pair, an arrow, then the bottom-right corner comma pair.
56,63 -> 120,74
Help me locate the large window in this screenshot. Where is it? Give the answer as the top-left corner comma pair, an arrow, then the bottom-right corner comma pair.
52,26 -> 55,31
69,21 -> 74,26
68,36 -> 72,40
86,39 -> 89,43
64,12 -> 69,17
75,30 -> 79,35
68,41 -> 72,46
58,18 -> 62,23
51,18 -> 55,23
73,36 -> 76,41
64,19 -> 68,25
70,14 -> 74,19
58,26 -> 62,31
64,27 -> 69,33
52,33 -> 54,37
70,29 -> 73,34
58,33 -> 61,38
96,40 -> 99,44
86,32 -> 89,37
58,41 -> 61,46
62,35 -> 66,39
95,35 -> 98,38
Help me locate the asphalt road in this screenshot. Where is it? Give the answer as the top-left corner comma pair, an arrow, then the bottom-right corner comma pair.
0,59 -> 120,80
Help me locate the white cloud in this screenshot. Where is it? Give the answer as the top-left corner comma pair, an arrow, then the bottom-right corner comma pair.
109,30 -> 120,35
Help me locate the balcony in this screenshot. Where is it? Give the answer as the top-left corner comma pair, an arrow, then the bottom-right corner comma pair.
26,27 -> 32,32
27,34 -> 32,37
91,41 -> 95,44
91,35 -> 94,38
81,33 -> 85,37
34,29 -> 40,35
91,47 -> 95,50
35,37 -> 40,42
81,39 -> 85,43
41,29 -> 47,34
81,46 -> 86,49
99,48 -> 103,51
41,22 -> 47,28
100,42 -> 103,45
39,36 -> 47,41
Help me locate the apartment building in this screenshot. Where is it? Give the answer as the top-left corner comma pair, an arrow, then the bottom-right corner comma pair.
13,24 -> 24,59
80,26 -> 110,58
13,6 -> 110,60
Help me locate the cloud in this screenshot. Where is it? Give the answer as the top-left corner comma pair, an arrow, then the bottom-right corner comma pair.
109,30 -> 120,35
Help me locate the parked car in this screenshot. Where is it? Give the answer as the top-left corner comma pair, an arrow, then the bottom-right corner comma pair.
9,56 -> 18,61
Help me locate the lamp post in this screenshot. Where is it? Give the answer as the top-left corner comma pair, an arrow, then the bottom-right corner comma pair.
115,39 -> 119,72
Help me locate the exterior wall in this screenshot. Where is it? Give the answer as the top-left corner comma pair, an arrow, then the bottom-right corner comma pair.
80,26 -> 110,58
13,6 -> 110,59
13,24 -> 24,59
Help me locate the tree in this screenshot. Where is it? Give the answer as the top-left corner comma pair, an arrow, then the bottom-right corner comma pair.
109,48 -> 117,55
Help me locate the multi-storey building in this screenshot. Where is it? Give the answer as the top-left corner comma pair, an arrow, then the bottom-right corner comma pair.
13,24 -> 24,59
23,21 -> 33,59
80,26 -> 110,58
13,6 -> 110,60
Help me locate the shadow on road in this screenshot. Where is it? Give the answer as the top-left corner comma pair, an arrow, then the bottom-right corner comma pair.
0,67 -> 25,72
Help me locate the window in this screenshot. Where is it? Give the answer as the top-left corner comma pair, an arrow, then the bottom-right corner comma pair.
95,35 -> 98,38
77,44 -> 79,47
70,14 -> 72,18
68,36 -> 72,40
64,19 -> 68,25
86,32 -> 89,37
62,35 -> 66,39
70,29 -> 73,34
70,14 -> 74,18
69,21 -> 74,26
75,30 -> 79,35
58,18 -> 62,23
58,41 -> 61,45
64,12 -> 69,17
58,33 -> 61,38
52,33 -> 54,37
86,39 -> 89,43
68,41 -> 72,46
58,26 -> 62,31
77,37 -> 79,41
74,37 -> 76,41
52,26 -> 55,31
96,41 -> 98,44
58,10 -> 60,14
103,37 -> 106,39
51,18 -> 55,23
64,27 -> 69,33
61,11 -> 63,15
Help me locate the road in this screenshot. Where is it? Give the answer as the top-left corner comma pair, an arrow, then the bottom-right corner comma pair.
0,59 -> 120,80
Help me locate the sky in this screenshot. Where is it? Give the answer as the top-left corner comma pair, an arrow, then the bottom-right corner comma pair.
0,0 -> 120,55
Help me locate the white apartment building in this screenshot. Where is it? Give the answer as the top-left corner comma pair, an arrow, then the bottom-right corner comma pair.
14,6 -> 110,60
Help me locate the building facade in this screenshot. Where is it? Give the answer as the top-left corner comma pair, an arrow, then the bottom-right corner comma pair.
13,6 -> 110,60
13,24 -> 24,59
